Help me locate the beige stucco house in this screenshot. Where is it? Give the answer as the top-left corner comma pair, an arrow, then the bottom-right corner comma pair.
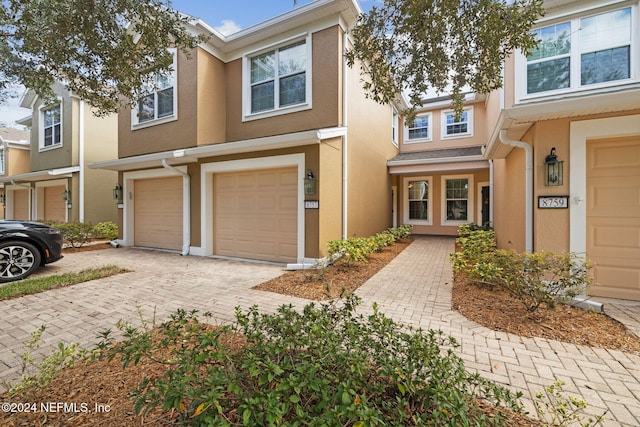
0,127 -> 31,219
1,82 -> 118,224
391,0 -> 639,300
90,0 -> 397,266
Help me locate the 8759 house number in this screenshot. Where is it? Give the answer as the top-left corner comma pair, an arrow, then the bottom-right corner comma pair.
538,196 -> 569,209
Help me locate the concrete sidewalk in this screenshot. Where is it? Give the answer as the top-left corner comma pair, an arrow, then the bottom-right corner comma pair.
1,237 -> 639,425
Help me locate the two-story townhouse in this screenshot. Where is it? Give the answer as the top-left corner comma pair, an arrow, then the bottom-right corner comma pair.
0,127 -> 30,219
90,0 -> 397,266
387,92 -> 492,236
1,82 -> 119,224
481,0 -> 640,300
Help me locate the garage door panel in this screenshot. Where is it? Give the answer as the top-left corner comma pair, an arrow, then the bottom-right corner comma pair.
214,167 -> 297,263
44,185 -> 66,222
587,137 -> 640,299
134,177 -> 183,251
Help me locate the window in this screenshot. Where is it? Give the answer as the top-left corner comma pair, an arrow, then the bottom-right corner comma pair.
406,113 -> 431,142
524,7 -> 632,96
403,177 -> 432,225
41,103 -> 62,150
442,176 -> 473,225
245,37 -> 311,119
0,148 -> 4,174
442,108 -> 473,138
133,49 -> 177,127
392,108 -> 399,146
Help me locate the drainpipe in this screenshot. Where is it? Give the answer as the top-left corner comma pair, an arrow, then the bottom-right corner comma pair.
79,100 -> 85,222
161,158 -> 190,256
489,159 -> 494,226
342,26 -> 351,240
499,130 -> 533,253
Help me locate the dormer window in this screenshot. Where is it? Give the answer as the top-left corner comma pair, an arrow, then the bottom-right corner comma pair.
40,103 -> 62,150
244,36 -> 312,120
132,48 -> 177,128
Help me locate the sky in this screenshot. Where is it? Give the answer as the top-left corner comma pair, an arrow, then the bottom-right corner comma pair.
1,0 -> 378,128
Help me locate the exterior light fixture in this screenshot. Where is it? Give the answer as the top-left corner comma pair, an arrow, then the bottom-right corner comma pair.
544,147 -> 563,186
0,193 -> 5,205
62,189 -> 71,202
113,184 -> 122,201
303,169 -> 316,195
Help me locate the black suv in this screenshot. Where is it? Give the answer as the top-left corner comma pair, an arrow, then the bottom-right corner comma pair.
0,220 -> 64,282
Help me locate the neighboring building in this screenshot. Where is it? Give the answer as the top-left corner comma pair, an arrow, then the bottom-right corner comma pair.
0,127 -> 31,219
1,82 -> 119,224
484,0 -> 640,300
90,0 -> 397,266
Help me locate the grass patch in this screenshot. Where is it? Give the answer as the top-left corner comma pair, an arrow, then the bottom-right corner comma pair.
0,265 -> 129,301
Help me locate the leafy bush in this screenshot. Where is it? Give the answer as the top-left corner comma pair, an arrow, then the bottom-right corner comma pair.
451,225 -> 592,312
327,225 -> 413,264
51,222 -> 94,247
93,221 -> 119,240
102,296 -> 523,426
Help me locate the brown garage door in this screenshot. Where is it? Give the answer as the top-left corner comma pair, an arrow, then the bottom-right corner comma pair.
44,185 -> 66,222
134,177 -> 183,251
214,167 -> 297,263
587,136 -> 640,300
13,189 -> 29,220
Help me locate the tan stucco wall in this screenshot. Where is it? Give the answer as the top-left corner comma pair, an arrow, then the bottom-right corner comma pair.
224,26 -> 341,142
118,49 -> 199,157
493,146 -> 527,251
7,147 -> 30,175
318,137 -> 343,256
197,48 -> 227,146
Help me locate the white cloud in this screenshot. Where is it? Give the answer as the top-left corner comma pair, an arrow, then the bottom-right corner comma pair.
214,19 -> 242,36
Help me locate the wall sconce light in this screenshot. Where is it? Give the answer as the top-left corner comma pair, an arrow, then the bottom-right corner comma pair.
113,184 -> 122,201
62,189 -> 71,202
544,147 -> 563,186
303,169 -> 316,195
0,193 -> 5,205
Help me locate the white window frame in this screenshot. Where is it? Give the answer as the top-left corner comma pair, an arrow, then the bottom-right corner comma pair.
0,147 -> 5,175
242,34 -> 312,122
131,48 -> 178,129
516,5 -> 635,101
39,101 -> 62,152
441,107 -> 473,139
403,176 -> 433,226
441,174 -> 474,226
391,107 -> 399,147
405,112 -> 432,143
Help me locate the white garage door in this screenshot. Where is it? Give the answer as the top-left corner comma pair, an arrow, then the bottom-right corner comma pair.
587,136 -> 640,300
44,185 -> 66,222
214,167 -> 297,263
134,177 -> 183,251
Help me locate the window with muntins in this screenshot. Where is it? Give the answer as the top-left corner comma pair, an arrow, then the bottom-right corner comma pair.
42,104 -> 61,149
442,108 -> 472,138
525,7 -> 632,96
405,178 -> 431,225
134,49 -> 177,127
445,178 -> 469,223
406,114 -> 431,142
248,39 -> 308,115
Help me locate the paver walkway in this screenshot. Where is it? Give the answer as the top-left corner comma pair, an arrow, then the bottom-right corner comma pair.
1,237 -> 639,426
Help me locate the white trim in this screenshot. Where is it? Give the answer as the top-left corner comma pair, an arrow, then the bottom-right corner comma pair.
242,34 -> 312,122
441,107 -> 474,139
121,166 -> 189,249
402,176 -> 433,226
404,112 -> 433,143
131,48 -> 178,130
569,114 -> 640,255
391,107 -> 399,147
441,174 -> 474,226
392,185 -> 398,228
38,100 -> 63,152
200,153 -> 306,262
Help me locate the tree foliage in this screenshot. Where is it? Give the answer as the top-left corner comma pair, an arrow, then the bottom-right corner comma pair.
0,0 -> 205,115
346,0 -> 544,118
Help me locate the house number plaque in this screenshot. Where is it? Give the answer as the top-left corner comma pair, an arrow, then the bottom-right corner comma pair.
538,195 -> 569,209
304,200 -> 319,209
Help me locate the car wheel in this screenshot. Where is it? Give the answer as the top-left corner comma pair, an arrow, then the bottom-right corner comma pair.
0,241 -> 42,283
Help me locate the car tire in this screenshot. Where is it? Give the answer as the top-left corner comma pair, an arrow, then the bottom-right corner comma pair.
0,241 -> 42,283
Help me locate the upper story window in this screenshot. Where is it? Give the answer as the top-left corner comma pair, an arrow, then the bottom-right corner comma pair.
392,108 -> 399,146
132,48 -> 177,128
523,7 -> 632,97
442,108 -> 473,138
41,103 -> 62,150
406,113 -> 432,142
244,36 -> 311,120
0,147 -> 4,175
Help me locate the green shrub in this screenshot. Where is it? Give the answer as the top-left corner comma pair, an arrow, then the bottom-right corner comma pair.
327,225 -> 413,264
51,222 -> 94,247
93,221 -> 119,240
451,227 -> 497,274
102,296 -> 523,426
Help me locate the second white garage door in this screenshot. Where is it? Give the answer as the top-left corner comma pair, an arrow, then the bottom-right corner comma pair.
134,177 -> 183,251
214,167 -> 298,263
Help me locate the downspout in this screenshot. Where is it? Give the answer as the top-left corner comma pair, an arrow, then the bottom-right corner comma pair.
79,100 -> 85,222
489,159 -> 494,226
161,159 -> 190,256
499,130 -> 533,253
342,26 -> 350,240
